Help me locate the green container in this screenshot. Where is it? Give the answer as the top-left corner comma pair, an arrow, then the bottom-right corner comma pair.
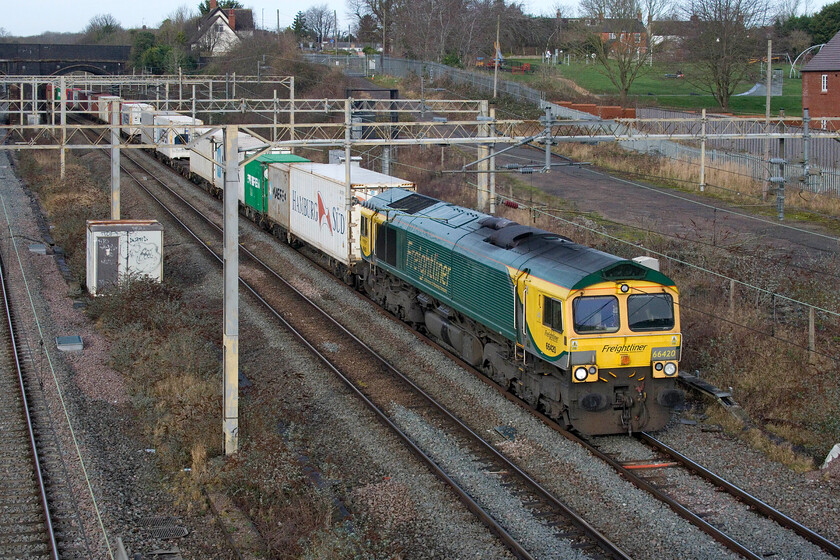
243,154 -> 309,214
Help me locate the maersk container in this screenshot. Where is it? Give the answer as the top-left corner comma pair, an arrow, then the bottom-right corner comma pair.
85,220 -> 163,296
121,102 -> 154,137
243,154 -> 309,215
287,163 -> 415,266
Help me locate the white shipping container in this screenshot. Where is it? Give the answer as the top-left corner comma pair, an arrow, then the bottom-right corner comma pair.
121,102 -> 154,137
86,220 -> 163,296
157,114 -> 204,160
139,111 -> 202,159
189,127 -> 216,186
288,164 -> 415,266
192,130 -> 268,200
140,109 -> 177,147
97,95 -> 120,124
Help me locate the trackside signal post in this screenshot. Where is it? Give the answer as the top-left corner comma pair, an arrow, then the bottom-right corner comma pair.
223,126 -> 239,455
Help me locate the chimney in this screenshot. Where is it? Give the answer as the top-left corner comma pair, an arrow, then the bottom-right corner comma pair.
210,0 -> 217,9
229,9 -> 236,30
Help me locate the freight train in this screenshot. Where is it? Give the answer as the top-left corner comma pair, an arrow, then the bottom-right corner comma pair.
51,90 -> 685,435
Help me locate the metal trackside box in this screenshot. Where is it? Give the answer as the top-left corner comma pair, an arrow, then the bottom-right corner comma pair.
86,220 -> 163,296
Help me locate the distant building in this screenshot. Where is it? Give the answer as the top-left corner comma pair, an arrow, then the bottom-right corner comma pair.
802,30 -> 840,130
190,0 -> 254,56
558,15 -> 648,56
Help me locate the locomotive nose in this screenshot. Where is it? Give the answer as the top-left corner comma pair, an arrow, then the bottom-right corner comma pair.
657,388 -> 685,408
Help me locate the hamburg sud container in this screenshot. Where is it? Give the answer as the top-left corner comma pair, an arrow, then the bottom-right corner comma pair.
121,102 -> 154,137
287,163 -> 415,266
85,220 -> 163,296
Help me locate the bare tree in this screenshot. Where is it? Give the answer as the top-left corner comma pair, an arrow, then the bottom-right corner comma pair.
683,0 -> 771,110
348,0 -> 403,54
83,14 -> 123,44
580,0 -> 650,106
305,4 -> 334,47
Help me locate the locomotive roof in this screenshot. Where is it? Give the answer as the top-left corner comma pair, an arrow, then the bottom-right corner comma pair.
363,188 -> 675,290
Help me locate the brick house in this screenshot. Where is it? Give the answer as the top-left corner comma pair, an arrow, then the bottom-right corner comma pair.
802,30 -> 840,130
190,0 -> 255,56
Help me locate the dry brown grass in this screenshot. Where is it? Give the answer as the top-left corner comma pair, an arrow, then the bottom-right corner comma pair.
552,142 -> 840,221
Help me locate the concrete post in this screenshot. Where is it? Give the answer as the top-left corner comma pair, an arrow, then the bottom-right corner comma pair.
700,108 -> 706,192
809,307 -> 816,365
60,76 -> 66,180
345,100 -> 353,266
477,100 -> 489,211
273,89 -> 277,142
165,82 -> 169,112
489,106 -> 497,214
223,126 -> 240,455
111,102 -> 120,219
191,84 -> 196,122
802,108 -> 811,191
289,78 -> 295,153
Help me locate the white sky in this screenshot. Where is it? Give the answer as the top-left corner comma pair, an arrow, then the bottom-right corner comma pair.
5,0 -> 838,38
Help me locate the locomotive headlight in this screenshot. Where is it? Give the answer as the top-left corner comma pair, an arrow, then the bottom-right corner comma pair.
654,362 -> 664,371
588,365 -> 598,375
574,367 -> 589,381
620,283 -> 630,293
664,362 -> 678,376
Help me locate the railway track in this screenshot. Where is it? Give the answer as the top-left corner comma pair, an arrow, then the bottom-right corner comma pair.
0,248 -> 90,558
97,134 -> 632,559
478,377 -> 840,560
77,119 -> 840,558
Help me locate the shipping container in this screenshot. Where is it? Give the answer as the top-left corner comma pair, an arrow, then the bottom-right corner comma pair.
243,154 -> 309,215
192,130 -> 272,200
188,127 -> 216,187
121,102 -> 154,137
97,95 -> 120,124
286,163 -> 415,266
140,111 -> 203,159
85,220 -> 163,296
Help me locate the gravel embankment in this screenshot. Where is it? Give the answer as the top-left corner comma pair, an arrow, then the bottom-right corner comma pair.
5,138 -> 839,560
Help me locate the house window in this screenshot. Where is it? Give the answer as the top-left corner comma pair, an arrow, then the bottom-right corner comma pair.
822,119 -> 828,130
822,74 -> 828,92
215,23 -> 224,34
609,32 -> 616,39
634,33 -> 641,42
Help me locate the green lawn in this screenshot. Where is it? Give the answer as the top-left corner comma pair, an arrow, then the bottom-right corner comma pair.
505,58 -> 803,116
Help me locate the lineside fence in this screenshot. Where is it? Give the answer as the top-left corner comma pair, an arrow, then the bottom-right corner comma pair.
305,53 -> 840,198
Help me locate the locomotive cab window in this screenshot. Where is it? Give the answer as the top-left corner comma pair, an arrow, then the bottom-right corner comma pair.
573,296 -> 619,333
628,293 -> 674,331
360,216 -> 369,237
543,296 -> 563,333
